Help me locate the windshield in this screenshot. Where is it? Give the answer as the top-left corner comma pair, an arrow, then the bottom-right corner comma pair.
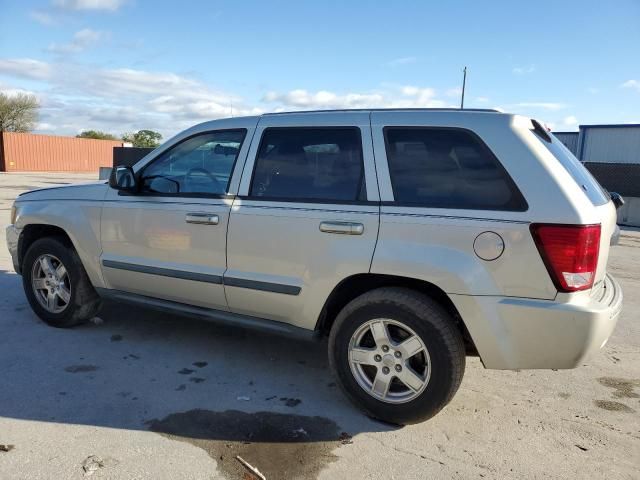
536,131 -> 610,206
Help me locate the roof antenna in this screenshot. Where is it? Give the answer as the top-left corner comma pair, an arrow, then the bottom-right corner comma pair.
460,66 -> 467,109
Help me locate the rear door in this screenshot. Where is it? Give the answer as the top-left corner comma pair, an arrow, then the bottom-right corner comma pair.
224,112 -> 380,329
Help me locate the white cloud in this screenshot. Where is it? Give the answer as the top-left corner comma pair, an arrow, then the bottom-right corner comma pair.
386,56 -> 417,67
0,57 -> 260,137
263,86 -> 448,111
586,87 -> 599,94
48,28 -> 107,54
29,10 -> 56,25
53,0 -> 126,11
475,96 -> 490,103
621,80 -> 640,93
445,87 -> 462,98
0,58 -> 52,80
510,102 -> 566,111
563,115 -> 578,127
0,85 -> 38,97
0,57 -> 455,138
512,64 -> 536,75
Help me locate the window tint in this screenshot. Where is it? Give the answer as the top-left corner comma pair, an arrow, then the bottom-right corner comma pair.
140,130 -> 246,195
384,128 -> 526,211
250,128 -> 365,202
538,133 -> 610,206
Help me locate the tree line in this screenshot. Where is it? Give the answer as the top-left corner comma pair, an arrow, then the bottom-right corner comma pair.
77,129 -> 162,148
0,92 -> 162,148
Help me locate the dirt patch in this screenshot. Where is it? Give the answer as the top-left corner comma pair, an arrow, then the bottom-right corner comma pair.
148,409 -> 344,480
594,400 -> 636,413
597,377 -> 640,399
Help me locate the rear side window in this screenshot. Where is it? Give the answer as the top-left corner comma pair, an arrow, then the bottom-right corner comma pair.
250,128 -> 366,202
539,133 -> 610,206
384,127 -> 527,211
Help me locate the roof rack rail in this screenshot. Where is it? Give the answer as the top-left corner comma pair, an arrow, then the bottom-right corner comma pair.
262,108 -> 500,116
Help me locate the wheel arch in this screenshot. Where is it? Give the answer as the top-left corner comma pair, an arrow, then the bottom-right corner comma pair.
18,224 -> 73,274
316,273 -> 478,355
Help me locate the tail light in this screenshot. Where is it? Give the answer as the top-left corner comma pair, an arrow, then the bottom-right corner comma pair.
530,224 -> 601,292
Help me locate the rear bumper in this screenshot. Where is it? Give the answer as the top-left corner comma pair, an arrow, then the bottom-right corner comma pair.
450,274 -> 623,369
5,224 -> 20,273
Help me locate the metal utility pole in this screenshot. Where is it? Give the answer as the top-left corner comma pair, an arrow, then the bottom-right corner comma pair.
461,66 -> 467,109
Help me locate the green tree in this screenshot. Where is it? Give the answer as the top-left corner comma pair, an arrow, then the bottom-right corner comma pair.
122,129 -> 162,148
76,130 -> 119,140
0,92 -> 39,132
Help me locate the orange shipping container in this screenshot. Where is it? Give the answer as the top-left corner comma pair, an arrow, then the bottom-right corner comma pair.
0,132 -> 123,173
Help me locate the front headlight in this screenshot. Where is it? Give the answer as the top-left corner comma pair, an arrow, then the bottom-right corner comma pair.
10,204 -> 17,224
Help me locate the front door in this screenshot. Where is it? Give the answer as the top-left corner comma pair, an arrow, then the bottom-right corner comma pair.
100,128 -> 251,310
225,112 -> 380,329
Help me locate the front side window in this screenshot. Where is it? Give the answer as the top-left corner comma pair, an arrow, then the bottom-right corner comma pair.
384,127 -> 527,211
140,130 -> 246,195
250,128 -> 365,202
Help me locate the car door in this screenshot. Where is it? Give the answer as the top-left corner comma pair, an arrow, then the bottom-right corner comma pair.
100,122 -> 255,310
224,112 -> 380,329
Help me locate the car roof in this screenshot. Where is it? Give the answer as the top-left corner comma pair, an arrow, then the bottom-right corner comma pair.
185,108 -> 511,135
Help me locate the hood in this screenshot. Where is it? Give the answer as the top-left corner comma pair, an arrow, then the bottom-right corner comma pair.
17,182 -> 109,202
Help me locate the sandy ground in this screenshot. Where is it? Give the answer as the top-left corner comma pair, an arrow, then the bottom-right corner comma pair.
0,172 -> 638,480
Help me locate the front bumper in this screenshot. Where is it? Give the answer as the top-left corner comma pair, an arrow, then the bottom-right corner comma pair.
451,274 -> 623,369
6,224 -> 20,273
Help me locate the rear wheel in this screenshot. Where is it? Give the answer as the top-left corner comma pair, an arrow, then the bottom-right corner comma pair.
329,287 -> 465,424
22,237 -> 101,328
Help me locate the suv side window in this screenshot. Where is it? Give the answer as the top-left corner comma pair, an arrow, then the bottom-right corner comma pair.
384,127 -> 527,211
140,129 -> 246,196
250,127 -> 366,202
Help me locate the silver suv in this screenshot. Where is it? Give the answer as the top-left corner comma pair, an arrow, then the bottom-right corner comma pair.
6,109 -> 623,424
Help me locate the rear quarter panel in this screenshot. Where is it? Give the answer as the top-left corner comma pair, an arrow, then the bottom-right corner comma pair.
370,111 -> 563,299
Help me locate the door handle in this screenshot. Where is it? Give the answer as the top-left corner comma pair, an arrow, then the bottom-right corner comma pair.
186,213 -> 219,225
319,221 -> 364,235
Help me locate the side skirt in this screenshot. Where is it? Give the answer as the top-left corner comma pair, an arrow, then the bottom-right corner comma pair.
95,288 -> 319,341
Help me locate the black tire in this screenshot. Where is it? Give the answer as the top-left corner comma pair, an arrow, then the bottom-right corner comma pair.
22,236 -> 101,328
328,287 -> 465,425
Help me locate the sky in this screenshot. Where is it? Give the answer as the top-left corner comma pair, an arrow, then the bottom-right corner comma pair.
1,0 -> 639,139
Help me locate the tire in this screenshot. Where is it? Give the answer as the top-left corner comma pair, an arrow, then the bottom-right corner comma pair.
328,287 -> 465,425
22,236 -> 101,328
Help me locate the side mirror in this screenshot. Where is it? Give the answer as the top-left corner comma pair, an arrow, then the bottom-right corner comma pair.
610,192 -> 625,210
109,166 -> 137,193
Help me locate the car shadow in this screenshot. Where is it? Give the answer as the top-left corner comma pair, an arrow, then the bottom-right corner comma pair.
0,267 -> 396,477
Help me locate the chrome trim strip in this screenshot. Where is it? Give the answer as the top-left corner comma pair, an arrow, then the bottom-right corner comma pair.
237,203 -> 379,215
381,211 -> 529,224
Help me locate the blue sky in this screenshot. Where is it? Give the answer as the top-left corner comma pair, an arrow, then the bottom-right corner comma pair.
1,0 -> 639,138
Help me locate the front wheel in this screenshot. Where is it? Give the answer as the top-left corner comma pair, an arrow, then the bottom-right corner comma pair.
22,236 -> 101,328
328,287 -> 465,425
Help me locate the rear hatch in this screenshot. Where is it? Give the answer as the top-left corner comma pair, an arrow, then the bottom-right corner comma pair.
535,124 -> 617,290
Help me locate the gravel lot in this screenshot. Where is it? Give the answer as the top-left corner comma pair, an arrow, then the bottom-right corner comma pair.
0,172 -> 638,480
